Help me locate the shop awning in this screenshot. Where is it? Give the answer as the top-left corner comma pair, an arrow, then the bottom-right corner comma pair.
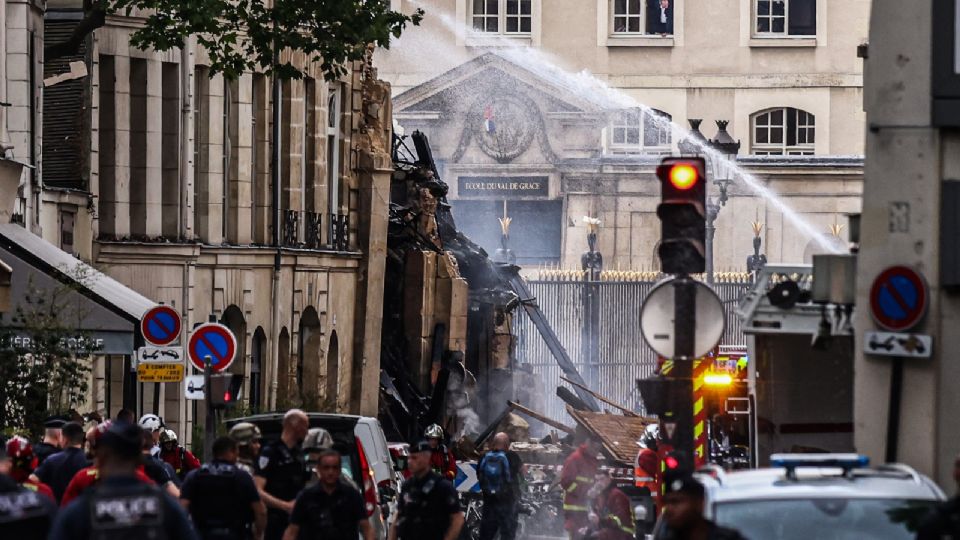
0,224 -> 156,354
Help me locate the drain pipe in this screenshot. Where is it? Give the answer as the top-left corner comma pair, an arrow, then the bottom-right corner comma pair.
268,48 -> 282,410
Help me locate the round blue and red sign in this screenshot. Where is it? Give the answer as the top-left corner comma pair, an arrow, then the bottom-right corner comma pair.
869,266 -> 928,332
187,323 -> 237,373
140,305 -> 182,346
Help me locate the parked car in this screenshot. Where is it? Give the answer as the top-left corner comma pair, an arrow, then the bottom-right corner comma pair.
388,442 -> 411,480
226,412 -> 390,539
653,453 -> 945,540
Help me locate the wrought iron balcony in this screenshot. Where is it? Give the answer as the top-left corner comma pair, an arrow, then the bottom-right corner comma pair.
329,213 -> 349,252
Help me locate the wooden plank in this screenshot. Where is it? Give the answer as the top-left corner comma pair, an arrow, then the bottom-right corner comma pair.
507,400 -> 576,434
560,375 -> 640,417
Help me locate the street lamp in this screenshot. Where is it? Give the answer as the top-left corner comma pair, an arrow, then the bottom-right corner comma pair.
676,119 -> 740,283
704,121 -> 741,284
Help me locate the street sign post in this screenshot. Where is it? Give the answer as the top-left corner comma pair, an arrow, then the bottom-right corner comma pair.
140,305 -> 182,346
640,278 -> 725,359
137,346 -> 184,364
869,266 -> 928,331
187,323 -> 237,373
137,363 -> 184,383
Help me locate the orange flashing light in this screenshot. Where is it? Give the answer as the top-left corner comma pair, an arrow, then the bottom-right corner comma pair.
668,164 -> 699,190
704,373 -> 733,386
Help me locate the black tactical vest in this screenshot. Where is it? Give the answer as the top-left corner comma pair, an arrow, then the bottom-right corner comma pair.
88,480 -> 166,540
189,462 -> 252,539
0,487 -> 53,540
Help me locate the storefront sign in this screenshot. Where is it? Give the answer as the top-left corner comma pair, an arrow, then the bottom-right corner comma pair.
0,332 -> 132,355
458,176 -> 548,198
137,363 -> 184,383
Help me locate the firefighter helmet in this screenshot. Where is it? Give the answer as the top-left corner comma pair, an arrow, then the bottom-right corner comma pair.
424,424 -> 444,440
303,427 -> 334,451
138,414 -> 162,432
159,429 -> 178,445
641,424 -> 660,450
5,436 -> 37,479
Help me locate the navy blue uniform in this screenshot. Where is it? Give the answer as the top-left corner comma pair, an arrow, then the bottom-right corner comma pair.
34,446 -> 89,503
0,474 -> 57,540
181,460 -> 261,539
254,440 -> 307,540
397,471 -> 461,540
49,475 -> 198,540
289,479 -> 366,540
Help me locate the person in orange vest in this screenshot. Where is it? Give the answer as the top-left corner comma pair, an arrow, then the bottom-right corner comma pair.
586,471 -> 635,540
560,432 -> 602,540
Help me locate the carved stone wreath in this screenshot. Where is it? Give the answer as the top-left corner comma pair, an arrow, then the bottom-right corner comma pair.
474,94 -> 536,163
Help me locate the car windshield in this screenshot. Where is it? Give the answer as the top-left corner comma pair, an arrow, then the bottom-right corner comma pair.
714,498 -> 937,539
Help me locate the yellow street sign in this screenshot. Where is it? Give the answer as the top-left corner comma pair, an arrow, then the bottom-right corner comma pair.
137,363 -> 184,383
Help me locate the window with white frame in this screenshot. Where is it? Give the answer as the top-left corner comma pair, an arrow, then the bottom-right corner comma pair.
609,108 -> 672,153
755,0 -> 816,37
611,0 -> 674,36
751,107 -> 815,155
472,0 -> 532,34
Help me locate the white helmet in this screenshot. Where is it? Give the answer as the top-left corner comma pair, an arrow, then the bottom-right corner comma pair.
425,424 -> 444,440
139,414 -> 162,432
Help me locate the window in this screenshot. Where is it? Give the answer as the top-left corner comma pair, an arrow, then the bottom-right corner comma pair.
755,0 -> 816,36
327,86 -> 342,220
472,0 -> 531,34
609,108 -> 672,153
611,0 -> 673,36
751,107 -> 815,155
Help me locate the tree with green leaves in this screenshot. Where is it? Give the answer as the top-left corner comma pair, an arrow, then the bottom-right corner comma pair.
46,0 -> 423,81
0,270 -> 94,437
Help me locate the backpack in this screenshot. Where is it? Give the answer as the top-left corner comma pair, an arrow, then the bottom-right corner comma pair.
479,451 -> 511,496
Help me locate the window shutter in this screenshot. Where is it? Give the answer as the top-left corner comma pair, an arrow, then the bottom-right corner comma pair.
43,14 -> 88,190
788,0 -> 816,36
786,108 -> 797,147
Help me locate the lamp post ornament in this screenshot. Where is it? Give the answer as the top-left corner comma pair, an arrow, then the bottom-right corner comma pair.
492,200 -> 516,265
747,220 -> 767,275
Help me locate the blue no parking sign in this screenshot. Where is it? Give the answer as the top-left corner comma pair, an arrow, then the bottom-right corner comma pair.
140,305 -> 182,346
187,323 -> 237,373
869,266 -> 928,332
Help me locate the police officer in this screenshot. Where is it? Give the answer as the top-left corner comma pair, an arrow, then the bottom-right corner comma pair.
255,409 -> 309,540
0,437 -> 57,539
31,421 -> 89,503
659,474 -> 744,540
181,436 -> 266,540
283,448 -> 372,540
49,422 -> 199,539
34,416 -> 66,465
230,422 -> 263,475
389,440 -> 464,540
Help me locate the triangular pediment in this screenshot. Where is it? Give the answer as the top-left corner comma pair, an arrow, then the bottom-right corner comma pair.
394,52 -> 606,115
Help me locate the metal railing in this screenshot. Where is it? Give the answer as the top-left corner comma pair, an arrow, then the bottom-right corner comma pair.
282,210 -> 350,252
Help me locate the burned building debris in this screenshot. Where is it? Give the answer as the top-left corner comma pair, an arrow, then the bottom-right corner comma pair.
379,130 -> 608,453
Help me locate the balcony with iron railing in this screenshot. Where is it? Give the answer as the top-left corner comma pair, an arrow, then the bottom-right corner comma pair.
282,209 -> 351,252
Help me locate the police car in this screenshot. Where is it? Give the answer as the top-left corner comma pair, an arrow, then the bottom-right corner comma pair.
693,454 -> 946,539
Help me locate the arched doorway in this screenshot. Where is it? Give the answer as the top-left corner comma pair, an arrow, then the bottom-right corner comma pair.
325,331 -> 340,410
220,306 -> 247,378
277,328 -> 290,405
298,307 -> 322,406
250,327 -> 266,412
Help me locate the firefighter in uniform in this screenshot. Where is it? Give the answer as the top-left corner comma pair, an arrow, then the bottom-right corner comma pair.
424,424 -> 457,481
254,409 -> 309,540
389,440 -> 464,540
181,436 -> 266,540
0,436 -> 58,539
6,436 -> 55,501
560,434 -> 602,540
49,422 -> 199,540
586,471 -> 635,540
159,428 -> 201,479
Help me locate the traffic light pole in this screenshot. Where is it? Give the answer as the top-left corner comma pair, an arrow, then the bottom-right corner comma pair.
671,275 -> 697,459
204,355 -> 214,461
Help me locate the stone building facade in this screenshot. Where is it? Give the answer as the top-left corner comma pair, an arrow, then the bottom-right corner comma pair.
1,2 -> 393,438
376,0 -> 867,271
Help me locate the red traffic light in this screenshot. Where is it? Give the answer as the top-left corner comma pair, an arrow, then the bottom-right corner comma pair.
665,455 -> 680,469
668,164 -> 699,190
